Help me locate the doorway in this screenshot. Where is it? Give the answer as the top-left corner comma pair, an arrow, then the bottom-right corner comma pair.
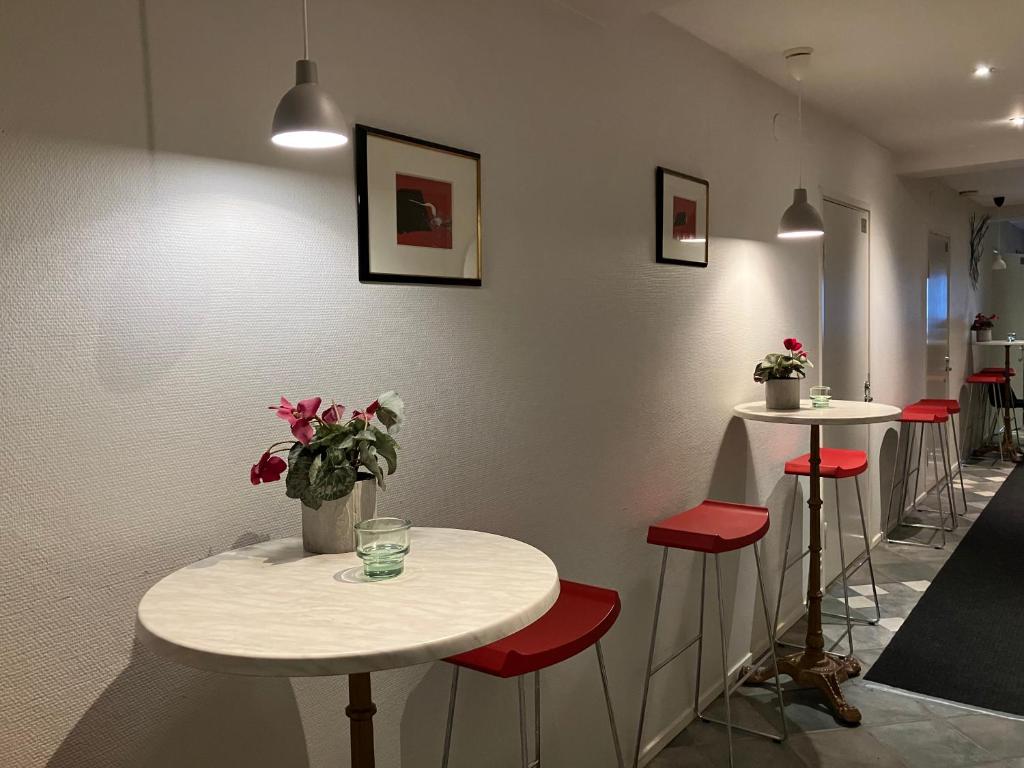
821,198 -> 871,586
926,232 -> 951,399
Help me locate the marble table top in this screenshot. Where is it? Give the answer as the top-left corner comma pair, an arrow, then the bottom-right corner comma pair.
973,340 -> 1024,346
734,399 -> 902,426
136,528 -> 560,677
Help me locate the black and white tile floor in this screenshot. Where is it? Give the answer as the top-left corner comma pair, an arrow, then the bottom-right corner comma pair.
650,461 -> 1023,768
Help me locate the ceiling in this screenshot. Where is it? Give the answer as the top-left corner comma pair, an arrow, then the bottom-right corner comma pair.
651,0 -> 1024,204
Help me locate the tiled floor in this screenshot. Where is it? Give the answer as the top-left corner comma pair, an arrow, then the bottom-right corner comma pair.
651,460 -> 1023,768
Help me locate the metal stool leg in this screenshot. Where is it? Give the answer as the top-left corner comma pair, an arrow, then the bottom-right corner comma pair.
596,641 -> 625,768
831,478 -> 855,657
694,553 -> 707,717
949,413 -> 969,518
518,677 -> 529,768
441,666 -> 460,768
713,554 -> 734,768
534,671 -> 541,768
753,543 -> 788,742
937,423 -> 957,532
633,548 -> 668,768
853,476 -> 881,624
774,477 -> 803,635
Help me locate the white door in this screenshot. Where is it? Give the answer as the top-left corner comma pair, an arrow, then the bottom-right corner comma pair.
926,233 -> 951,398
821,199 -> 871,590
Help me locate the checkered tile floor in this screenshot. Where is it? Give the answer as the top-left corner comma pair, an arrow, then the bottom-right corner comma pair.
650,460 -> 1021,768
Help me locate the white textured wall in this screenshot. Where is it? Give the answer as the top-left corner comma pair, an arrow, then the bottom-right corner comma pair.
0,1 -> 980,766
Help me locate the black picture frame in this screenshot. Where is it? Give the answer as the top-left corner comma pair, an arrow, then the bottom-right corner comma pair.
655,166 -> 710,268
355,124 -> 482,286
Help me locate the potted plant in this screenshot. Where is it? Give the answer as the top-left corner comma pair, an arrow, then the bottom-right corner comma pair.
753,338 -> 813,410
972,313 -> 997,342
250,391 -> 405,554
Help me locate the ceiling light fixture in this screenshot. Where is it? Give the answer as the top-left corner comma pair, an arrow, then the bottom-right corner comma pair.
1010,116 -> 1024,128
271,0 -> 348,149
778,47 -> 824,240
974,64 -> 993,78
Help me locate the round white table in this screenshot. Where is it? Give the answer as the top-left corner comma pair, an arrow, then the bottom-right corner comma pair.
972,340 -> 1024,461
733,399 -> 901,724
137,527 -> 560,768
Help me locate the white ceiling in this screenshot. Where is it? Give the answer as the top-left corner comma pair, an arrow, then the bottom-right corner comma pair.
653,0 -> 1024,204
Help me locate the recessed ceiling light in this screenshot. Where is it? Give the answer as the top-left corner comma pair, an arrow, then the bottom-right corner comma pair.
974,64 -> 993,78
1011,116 -> 1024,127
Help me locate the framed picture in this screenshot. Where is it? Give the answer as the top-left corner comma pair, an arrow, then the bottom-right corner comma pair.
656,166 -> 709,267
356,124 -> 482,286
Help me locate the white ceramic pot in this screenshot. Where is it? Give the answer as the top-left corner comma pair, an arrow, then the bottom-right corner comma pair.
975,328 -> 993,342
765,377 -> 801,410
301,477 -> 377,554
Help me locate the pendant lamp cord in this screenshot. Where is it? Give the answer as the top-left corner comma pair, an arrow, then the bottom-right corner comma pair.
797,81 -> 804,187
302,0 -> 309,59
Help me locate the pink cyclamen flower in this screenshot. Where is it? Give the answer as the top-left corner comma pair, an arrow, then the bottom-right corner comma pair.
250,452 -> 287,485
352,400 -> 380,423
783,337 -> 803,353
322,403 -> 345,424
272,396 -> 322,444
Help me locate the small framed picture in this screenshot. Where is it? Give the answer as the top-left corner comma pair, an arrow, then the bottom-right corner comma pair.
356,125 -> 482,286
656,166 -> 709,267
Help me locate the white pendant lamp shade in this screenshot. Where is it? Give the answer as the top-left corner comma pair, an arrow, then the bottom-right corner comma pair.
778,187 -> 825,239
778,47 -> 824,240
271,0 -> 347,149
993,249 -> 1008,271
272,59 -> 348,148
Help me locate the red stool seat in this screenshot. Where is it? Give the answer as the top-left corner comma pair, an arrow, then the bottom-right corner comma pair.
980,367 -> 1016,377
900,405 -> 948,423
784,447 -> 868,479
445,580 -> 620,678
915,398 -> 961,415
967,373 -> 1008,385
647,500 -> 769,554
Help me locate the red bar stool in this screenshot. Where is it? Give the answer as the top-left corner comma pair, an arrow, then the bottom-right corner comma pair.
885,406 -> 957,548
633,500 -> 787,768
776,448 -> 878,657
913,398 -> 969,518
441,579 -> 624,768
965,372 -> 1010,459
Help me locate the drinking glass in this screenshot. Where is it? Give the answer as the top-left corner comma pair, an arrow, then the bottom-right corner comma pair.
809,385 -> 832,408
355,517 -> 412,580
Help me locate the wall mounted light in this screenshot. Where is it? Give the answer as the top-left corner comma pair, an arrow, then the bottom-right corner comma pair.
271,0 -> 348,149
778,47 -> 824,240
993,249 -> 1008,270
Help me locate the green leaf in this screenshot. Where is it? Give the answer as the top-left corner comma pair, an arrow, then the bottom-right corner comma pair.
310,462 -> 356,502
372,428 -> 399,475
285,443 -> 315,500
301,488 -> 323,510
309,423 -> 352,450
353,429 -> 376,442
360,443 -> 385,489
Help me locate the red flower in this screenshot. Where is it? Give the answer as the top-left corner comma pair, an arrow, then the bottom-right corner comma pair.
783,337 -> 803,352
250,452 -> 287,485
272,396 -> 322,445
352,400 -> 380,423
322,403 -> 345,424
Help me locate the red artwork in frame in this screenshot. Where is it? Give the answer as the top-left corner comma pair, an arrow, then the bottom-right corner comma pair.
395,174 -> 453,249
672,196 -> 697,241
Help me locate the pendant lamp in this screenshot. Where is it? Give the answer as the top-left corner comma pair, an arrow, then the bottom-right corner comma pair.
271,0 -> 347,149
778,48 -> 824,239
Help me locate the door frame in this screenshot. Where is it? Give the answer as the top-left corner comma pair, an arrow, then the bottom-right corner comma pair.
926,230 -> 952,398
821,195 -> 872,396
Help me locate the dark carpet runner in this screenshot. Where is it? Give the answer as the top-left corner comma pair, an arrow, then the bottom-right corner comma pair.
864,464 -> 1024,715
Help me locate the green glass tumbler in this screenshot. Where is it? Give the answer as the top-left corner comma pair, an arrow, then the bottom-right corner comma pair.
355,517 -> 412,580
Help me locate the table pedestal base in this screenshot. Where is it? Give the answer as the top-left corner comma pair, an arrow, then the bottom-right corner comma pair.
346,673 -> 377,768
747,650 -> 862,724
